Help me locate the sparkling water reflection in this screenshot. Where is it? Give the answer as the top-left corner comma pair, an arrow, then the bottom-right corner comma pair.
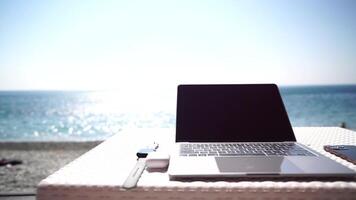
0,85 -> 355,141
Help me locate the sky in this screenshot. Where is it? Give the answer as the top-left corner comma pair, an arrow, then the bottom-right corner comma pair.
0,0 -> 356,91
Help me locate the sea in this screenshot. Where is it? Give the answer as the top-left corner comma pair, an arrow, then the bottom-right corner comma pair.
1,85 -> 356,141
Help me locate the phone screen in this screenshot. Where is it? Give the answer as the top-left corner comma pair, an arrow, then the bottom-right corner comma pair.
324,145 -> 356,165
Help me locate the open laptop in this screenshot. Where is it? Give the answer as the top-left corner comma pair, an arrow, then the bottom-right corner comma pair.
168,84 -> 356,180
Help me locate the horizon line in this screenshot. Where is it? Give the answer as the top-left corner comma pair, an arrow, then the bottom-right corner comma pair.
1,83 -> 356,92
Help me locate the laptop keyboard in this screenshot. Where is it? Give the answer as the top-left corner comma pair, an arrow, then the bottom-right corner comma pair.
179,143 -> 316,157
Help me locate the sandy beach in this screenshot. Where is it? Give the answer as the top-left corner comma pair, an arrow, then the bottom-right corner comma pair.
0,141 -> 102,193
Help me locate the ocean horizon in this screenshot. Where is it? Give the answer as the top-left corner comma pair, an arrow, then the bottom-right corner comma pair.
0,85 -> 356,141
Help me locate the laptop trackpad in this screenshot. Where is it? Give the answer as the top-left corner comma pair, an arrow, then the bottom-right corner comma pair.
215,157 -> 302,174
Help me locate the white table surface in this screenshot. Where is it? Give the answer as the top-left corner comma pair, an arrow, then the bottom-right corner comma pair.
37,127 -> 356,200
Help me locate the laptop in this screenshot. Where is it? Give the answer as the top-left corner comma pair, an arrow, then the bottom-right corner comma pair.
168,84 -> 356,180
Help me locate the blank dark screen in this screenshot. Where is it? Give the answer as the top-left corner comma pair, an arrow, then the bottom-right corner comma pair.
176,84 -> 296,142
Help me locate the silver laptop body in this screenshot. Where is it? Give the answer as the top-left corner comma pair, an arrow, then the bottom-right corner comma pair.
168,84 -> 355,180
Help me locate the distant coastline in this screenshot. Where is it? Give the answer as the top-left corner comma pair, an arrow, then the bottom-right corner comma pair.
280,84 -> 356,94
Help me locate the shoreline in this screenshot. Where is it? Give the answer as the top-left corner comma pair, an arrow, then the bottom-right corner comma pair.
1,127 -> 355,193
0,140 -> 103,151
0,141 -> 102,193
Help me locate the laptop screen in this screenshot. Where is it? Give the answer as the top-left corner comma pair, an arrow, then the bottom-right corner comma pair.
176,84 -> 296,142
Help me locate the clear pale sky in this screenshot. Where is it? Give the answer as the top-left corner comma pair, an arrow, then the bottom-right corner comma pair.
1,0 -> 356,90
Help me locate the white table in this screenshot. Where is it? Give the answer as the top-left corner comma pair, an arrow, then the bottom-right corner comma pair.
37,127 -> 356,200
